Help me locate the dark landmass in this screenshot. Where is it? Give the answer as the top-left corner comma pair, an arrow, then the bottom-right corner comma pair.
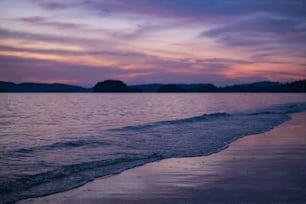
219,80 -> 306,93
93,80 -> 139,92
157,84 -> 186,92
130,84 -> 162,92
220,81 -> 282,92
1,79 -> 306,93
281,80 -> 306,92
0,81 -> 90,92
133,80 -> 306,93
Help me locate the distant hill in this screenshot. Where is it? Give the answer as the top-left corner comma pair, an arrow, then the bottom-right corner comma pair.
130,84 -> 162,92
131,83 -> 218,92
220,80 -> 306,92
157,84 -> 186,92
280,80 -> 306,92
93,80 -> 139,92
1,79 -> 305,93
189,84 -> 218,92
0,81 -> 89,92
220,81 -> 282,92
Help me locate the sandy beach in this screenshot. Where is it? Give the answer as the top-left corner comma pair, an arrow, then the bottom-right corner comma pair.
18,113 -> 306,204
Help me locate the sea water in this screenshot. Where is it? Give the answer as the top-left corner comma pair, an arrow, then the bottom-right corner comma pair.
1,93 -> 306,203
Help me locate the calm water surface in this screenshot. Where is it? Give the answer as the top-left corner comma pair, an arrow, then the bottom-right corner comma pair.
1,93 -> 306,203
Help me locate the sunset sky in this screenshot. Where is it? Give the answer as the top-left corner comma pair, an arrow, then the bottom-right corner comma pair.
1,0 -> 306,86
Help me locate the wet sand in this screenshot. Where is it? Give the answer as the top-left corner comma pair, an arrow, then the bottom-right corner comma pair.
19,113 -> 306,204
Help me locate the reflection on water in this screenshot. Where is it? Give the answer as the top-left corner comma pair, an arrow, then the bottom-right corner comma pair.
1,93 -> 306,203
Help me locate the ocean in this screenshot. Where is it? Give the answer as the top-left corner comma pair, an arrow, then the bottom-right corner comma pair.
1,93 -> 306,203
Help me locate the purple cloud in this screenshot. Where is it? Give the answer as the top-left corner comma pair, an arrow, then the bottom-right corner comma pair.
0,55 -> 136,87
200,14 -> 306,56
17,17 -> 88,30
1,0 -> 306,85
41,0 -> 306,20
39,2 -> 69,10
0,28 -> 117,50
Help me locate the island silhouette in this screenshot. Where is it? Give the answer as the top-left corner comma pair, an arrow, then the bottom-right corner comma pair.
93,80 -> 138,92
0,79 -> 306,93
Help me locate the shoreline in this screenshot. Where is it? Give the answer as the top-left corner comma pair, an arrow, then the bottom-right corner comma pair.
18,113 -> 306,204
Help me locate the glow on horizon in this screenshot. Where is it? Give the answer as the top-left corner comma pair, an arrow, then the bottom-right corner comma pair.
0,0 -> 306,86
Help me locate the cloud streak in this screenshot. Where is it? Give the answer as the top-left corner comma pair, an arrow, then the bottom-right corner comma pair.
201,15 -> 306,47
0,0 -> 306,85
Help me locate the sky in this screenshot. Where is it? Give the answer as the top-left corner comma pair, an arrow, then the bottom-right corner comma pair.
0,0 -> 306,86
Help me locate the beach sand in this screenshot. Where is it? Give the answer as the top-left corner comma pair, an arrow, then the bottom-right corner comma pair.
18,113 -> 306,204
